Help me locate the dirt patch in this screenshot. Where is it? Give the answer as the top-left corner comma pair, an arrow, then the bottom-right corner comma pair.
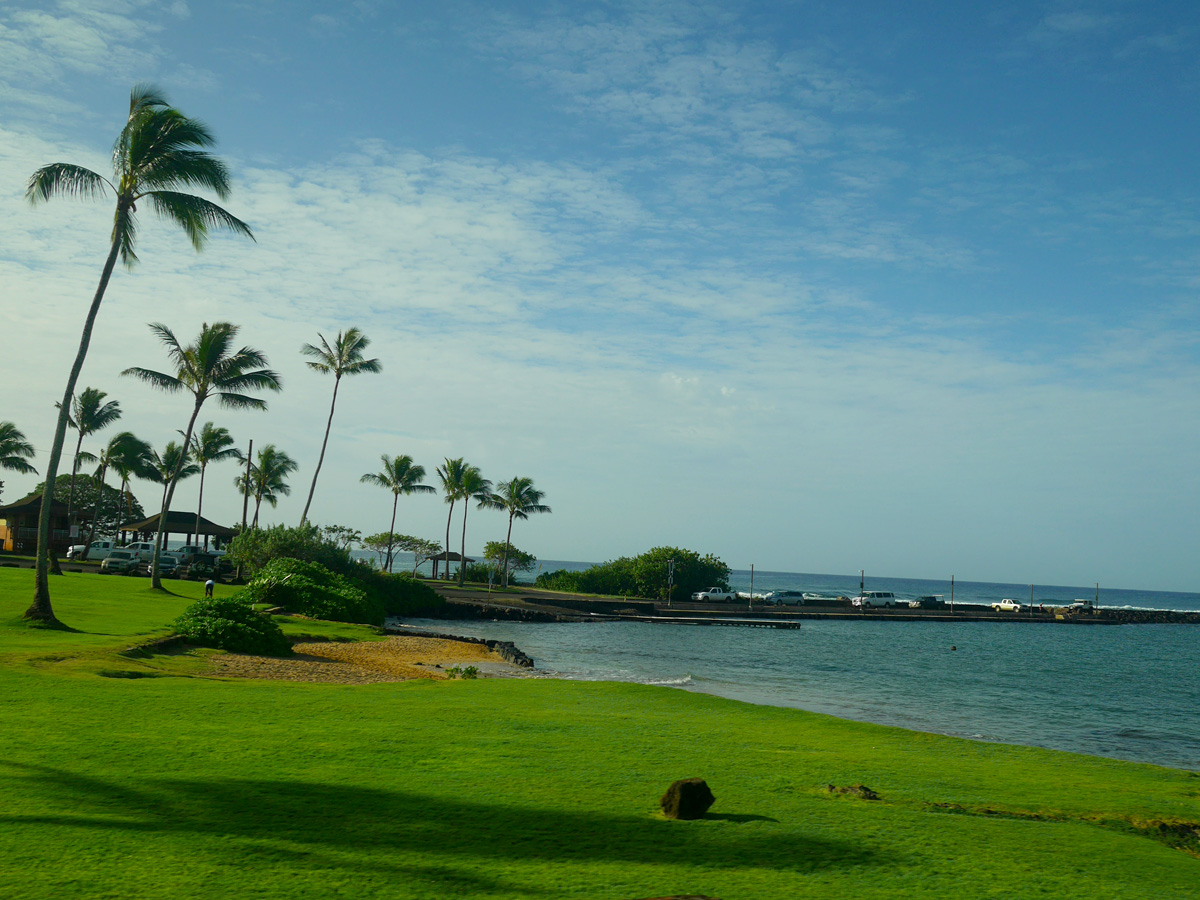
205,635 -> 526,684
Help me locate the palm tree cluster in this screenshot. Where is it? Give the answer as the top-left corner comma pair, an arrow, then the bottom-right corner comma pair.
19,84 -> 555,626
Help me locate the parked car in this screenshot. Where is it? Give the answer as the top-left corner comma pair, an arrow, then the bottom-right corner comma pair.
100,549 -> 141,575
992,599 -> 1022,612
907,595 -> 946,609
691,587 -> 736,602
149,553 -> 182,578
1069,599 -> 1094,611
851,591 -> 896,608
764,590 -> 805,607
176,545 -> 226,565
182,552 -> 228,580
66,540 -> 118,561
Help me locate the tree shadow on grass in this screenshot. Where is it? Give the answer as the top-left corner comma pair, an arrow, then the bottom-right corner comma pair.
1,760 -> 885,881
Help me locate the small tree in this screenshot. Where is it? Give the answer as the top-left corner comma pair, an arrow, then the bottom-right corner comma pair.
483,541 -> 537,582
321,524 -> 362,552
393,535 -> 442,576
362,532 -> 393,569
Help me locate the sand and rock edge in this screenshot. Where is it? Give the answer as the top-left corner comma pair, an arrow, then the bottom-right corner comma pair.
205,634 -> 533,684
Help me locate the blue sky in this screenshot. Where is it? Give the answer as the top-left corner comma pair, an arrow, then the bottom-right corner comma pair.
2,0 -> 1198,590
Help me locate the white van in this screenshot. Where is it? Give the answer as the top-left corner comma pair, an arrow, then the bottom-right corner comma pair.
851,591 -> 896,608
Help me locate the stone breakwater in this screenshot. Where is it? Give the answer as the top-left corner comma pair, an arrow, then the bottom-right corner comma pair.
384,626 -> 535,668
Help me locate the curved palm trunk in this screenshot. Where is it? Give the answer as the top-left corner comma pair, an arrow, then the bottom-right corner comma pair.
194,463 -> 207,546
83,461 -> 110,552
459,503 -> 470,586
252,489 -> 264,529
300,375 -> 340,525
151,401 -> 202,589
502,513 -> 515,588
385,492 -> 399,573
66,431 -> 85,521
30,207 -> 128,625
442,499 -> 456,581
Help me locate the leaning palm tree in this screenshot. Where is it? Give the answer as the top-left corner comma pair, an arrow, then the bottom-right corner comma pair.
299,328 -> 382,524
122,322 -> 280,587
145,441 -> 200,518
235,444 -> 297,528
83,431 -> 149,550
360,454 -> 436,572
0,422 -> 37,475
187,422 -> 240,547
24,84 -> 254,624
60,387 -> 122,522
483,477 -> 551,588
457,466 -> 492,586
435,457 -> 467,580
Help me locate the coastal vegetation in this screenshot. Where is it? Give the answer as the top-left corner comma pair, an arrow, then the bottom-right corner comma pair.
25,84 -> 255,625
360,455 -> 436,572
484,476 -> 551,587
538,545 -> 731,602
0,566 -> 1196,899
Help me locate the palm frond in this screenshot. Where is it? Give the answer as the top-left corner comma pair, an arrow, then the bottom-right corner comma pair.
360,473 -> 388,487
116,206 -> 139,267
121,365 -> 183,392
144,191 -> 254,251
25,163 -> 112,204
215,392 -> 270,411
139,149 -> 232,196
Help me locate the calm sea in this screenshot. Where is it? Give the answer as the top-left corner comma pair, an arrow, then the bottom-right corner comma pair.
398,560 -> 1200,771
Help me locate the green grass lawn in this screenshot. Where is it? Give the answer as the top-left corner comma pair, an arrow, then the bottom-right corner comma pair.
1,568 -> 1197,899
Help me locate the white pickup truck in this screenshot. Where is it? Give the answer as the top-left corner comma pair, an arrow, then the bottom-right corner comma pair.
992,599 -> 1022,612
691,587 -> 736,602
66,540 -> 119,561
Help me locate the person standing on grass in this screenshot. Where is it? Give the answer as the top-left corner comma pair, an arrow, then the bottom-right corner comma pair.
205,579 -> 214,599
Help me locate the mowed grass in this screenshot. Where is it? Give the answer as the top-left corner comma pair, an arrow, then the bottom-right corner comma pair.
0,569 -> 1197,899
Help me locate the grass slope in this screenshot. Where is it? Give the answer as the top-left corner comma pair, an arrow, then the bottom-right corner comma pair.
1,569 -> 1197,899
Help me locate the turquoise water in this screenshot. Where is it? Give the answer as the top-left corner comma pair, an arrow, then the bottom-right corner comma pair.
399,616 -> 1200,771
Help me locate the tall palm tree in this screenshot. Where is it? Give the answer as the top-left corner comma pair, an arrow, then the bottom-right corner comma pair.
457,466 -> 492,586
436,457 -> 467,580
359,454 -> 435,572
235,444 -> 297,528
123,322 -> 280,587
299,328 -> 382,524
145,441 -> 200,516
108,433 -> 155,523
24,84 -> 254,625
187,422 -> 240,548
60,387 -> 122,522
83,430 -> 149,549
483,477 -> 552,588
0,422 -> 37,475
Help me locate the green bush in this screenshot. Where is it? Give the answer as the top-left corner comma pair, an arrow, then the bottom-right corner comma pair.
173,596 -> 292,656
224,524 -> 354,577
246,558 -> 383,626
353,566 -> 446,618
535,547 -> 730,602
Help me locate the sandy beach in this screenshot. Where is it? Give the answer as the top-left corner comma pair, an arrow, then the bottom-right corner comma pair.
205,634 -> 530,684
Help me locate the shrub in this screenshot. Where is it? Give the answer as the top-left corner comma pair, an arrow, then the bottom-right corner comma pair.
246,558 -> 383,626
353,566 -> 446,618
173,596 -> 292,656
224,523 -> 354,577
535,547 -> 730,602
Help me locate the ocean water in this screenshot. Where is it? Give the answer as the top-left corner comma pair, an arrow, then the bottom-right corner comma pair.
398,564 -> 1200,771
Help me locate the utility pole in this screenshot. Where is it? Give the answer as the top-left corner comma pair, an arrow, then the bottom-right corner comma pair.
749,564 -> 755,611
240,439 -> 253,532
667,558 -> 674,608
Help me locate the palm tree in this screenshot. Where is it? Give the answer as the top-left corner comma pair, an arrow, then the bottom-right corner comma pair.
187,422 -> 240,548
123,322 -> 280,587
457,466 -> 492,586
24,84 -> 254,625
359,454 -> 435,572
146,441 -> 200,516
0,422 -> 37,475
483,477 -> 551,588
83,431 -> 150,549
60,387 -> 122,522
436,458 -> 467,580
235,444 -> 297,528
299,328 -> 382,524
107,433 -> 155,524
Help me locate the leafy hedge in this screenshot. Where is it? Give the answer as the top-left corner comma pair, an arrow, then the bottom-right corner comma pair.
244,558 -> 383,626
535,546 -> 731,602
173,596 -> 292,656
353,567 -> 446,618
